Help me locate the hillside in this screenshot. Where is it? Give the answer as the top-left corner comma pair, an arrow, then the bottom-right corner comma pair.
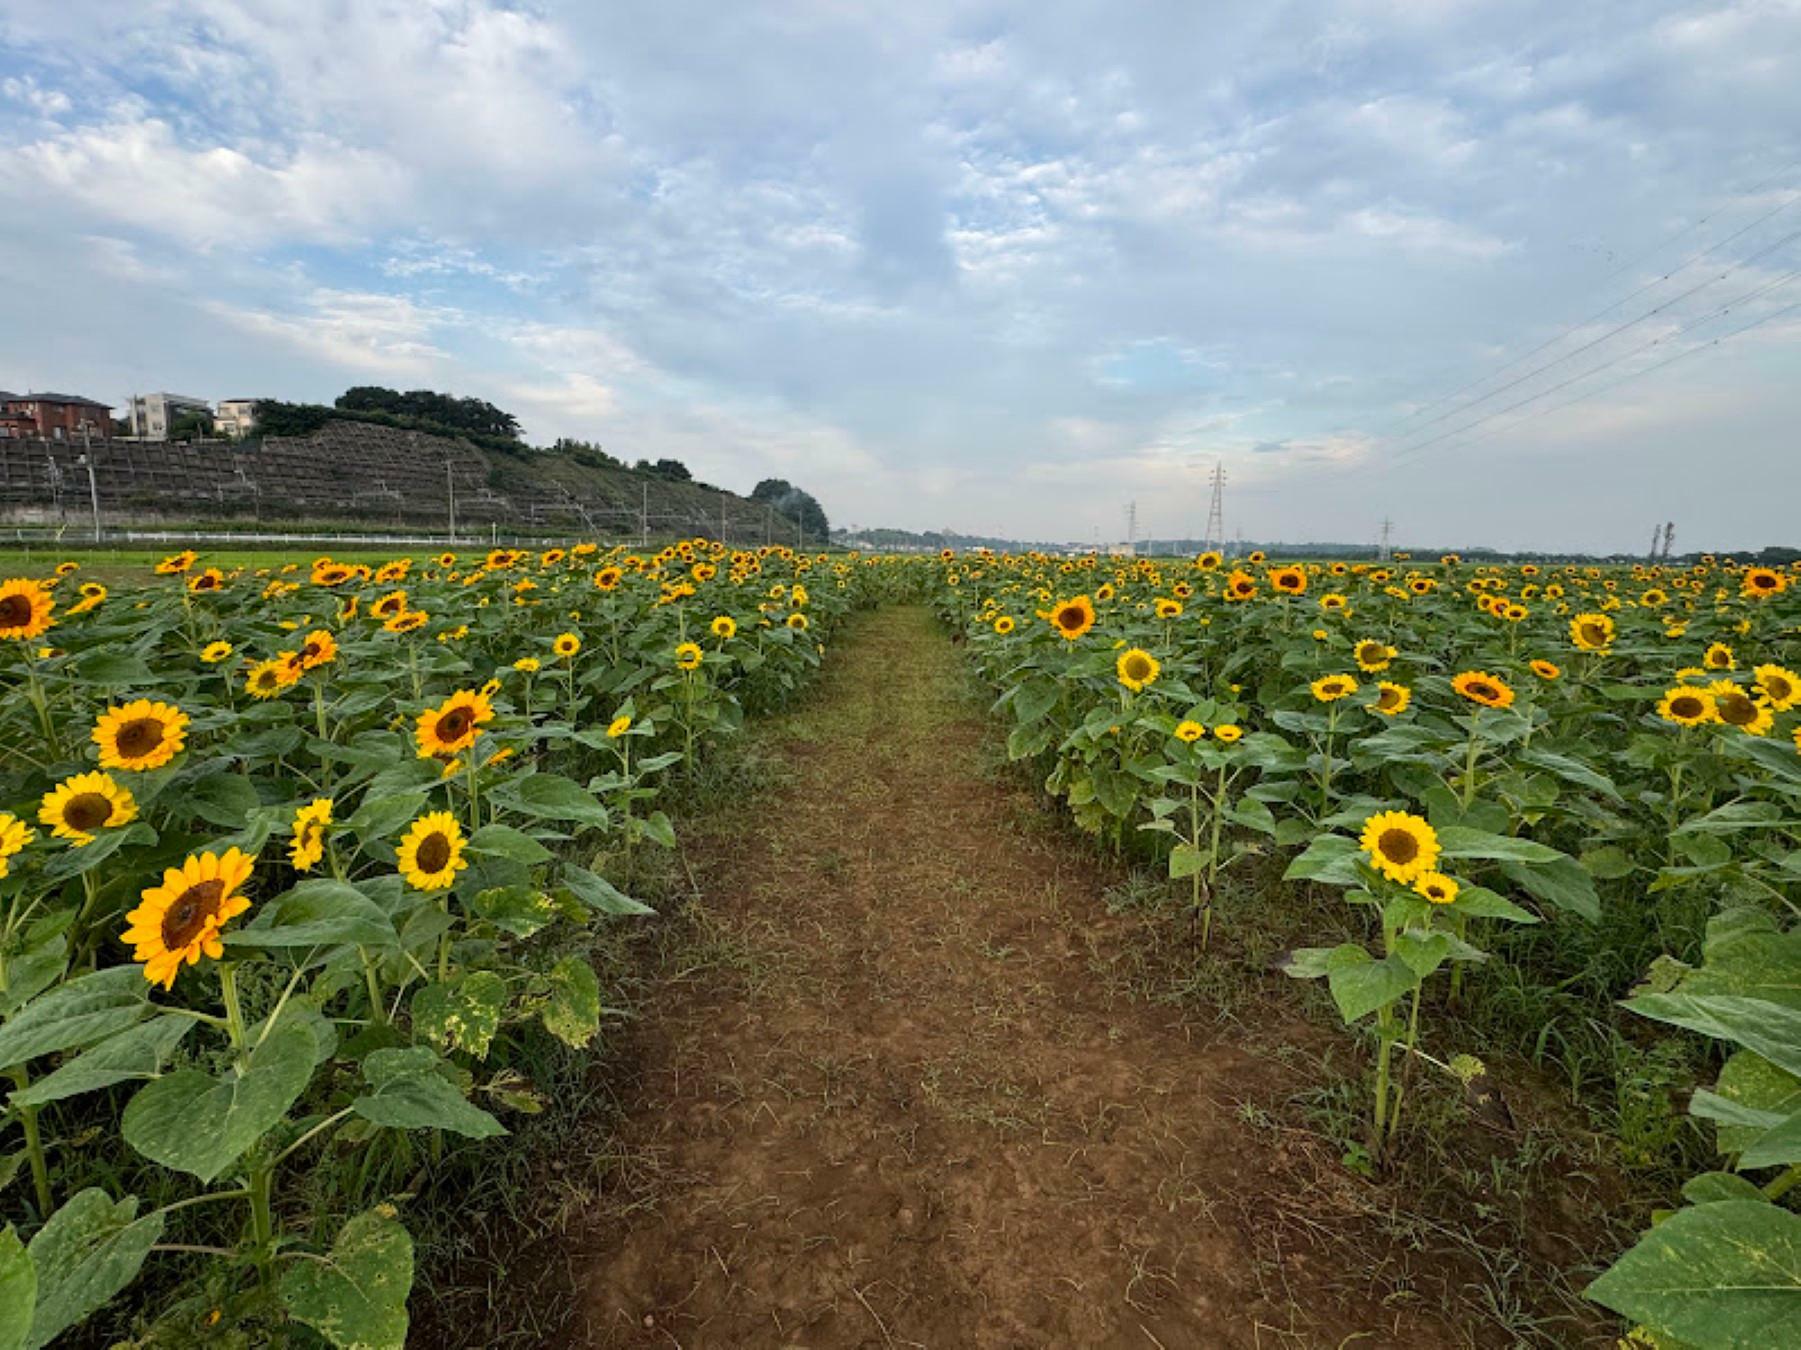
0,420 -> 809,543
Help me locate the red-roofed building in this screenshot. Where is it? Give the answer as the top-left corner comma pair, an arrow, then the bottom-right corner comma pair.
0,392 -> 115,440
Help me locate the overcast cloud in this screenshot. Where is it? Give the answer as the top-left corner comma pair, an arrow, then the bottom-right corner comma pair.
1,1 -> 1798,551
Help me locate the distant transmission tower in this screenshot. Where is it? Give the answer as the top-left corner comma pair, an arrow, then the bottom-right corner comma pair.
1661,521 -> 1676,561
1125,500 -> 1137,555
1378,517 -> 1393,562
1203,462 -> 1226,554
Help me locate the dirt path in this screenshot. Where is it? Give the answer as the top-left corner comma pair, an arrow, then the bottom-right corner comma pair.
568,607 -> 1469,1349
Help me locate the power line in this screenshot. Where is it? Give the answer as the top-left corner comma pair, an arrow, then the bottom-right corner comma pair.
1372,167 -> 1801,439
1378,220 -> 1801,455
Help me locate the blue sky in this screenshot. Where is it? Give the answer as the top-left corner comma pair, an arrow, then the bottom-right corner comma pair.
1,1 -> 1797,551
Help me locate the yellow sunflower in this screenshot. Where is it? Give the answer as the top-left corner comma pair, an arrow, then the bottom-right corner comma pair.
1740,567 -> 1786,598
1268,565 -> 1307,595
553,631 -> 582,658
514,656 -> 542,674
786,612 -> 809,631
1350,638 -> 1396,673
1656,686 -> 1716,728
397,812 -> 468,891
1116,647 -> 1161,692
675,641 -> 704,670
415,689 -> 495,759
0,813 -> 35,880
1359,811 -> 1440,885
1154,597 -> 1183,619
1451,671 -> 1515,709
1174,720 -> 1207,742
383,610 -> 429,634
1310,673 -> 1358,702
93,699 -> 190,772
1414,872 -> 1459,905
593,566 -> 624,591
1709,681 -> 1773,736
1212,724 -> 1243,743
297,630 -> 338,670
1703,643 -> 1735,671
121,849 -> 255,989
1752,664 -> 1800,711
1195,551 -> 1223,571
39,771 -> 137,845
200,641 -> 234,664
711,615 -> 737,640
607,714 -> 633,738
1223,571 -> 1257,602
1370,681 -> 1411,716
1569,613 -> 1615,651
1530,659 -> 1561,681
1048,595 -> 1097,639
0,578 -> 54,641
993,615 -> 1015,635
289,798 -> 334,873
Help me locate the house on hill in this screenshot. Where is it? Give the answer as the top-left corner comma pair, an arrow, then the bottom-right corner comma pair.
0,391 -> 115,440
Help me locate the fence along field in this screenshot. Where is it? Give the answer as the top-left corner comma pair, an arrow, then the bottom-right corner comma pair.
0,542 -> 1798,1347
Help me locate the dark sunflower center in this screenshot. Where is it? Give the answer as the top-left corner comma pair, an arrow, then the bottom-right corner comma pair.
115,717 -> 166,758
1580,623 -> 1607,644
1752,574 -> 1776,589
1670,696 -> 1705,719
1378,829 -> 1419,865
1469,682 -> 1497,701
1126,656 -> 1151,680
1717,693 -> 1756,726
62,792 -> 115,831
1378,688 -> 1401,709
161,880 -> 225,949
1057,607 -> 1083,628
1766,675 -> 1794,700
416,832 -> 452,873
438,707 -> 473,741
0,594 -> 33,626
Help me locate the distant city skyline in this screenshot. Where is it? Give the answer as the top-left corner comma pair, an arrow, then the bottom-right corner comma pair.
1,1 -> 1798,552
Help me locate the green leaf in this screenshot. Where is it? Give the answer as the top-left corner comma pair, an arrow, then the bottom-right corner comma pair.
1392,930 -> 1451,979
0,967 -> 148,1069
1682,1172 -> 1769,1205
491,774 -> 609,827
470,886 -> 556,939
466,824 -> 552,865
1449,885 -> 1540,924
347,791 -> 429,846
410,973 -> 506,1060
1435,826 -> 1560,862
1323,946 -> 1420,1023
541,957 -> 601,1048
1168,842 -> 1206,880
23,1190 -> 163,1350
1580,845 -> 1637,881
38,824 -> 157,883
558,864 -> 654,916
1587,1200 -> 1801,1347
1517,749 -> 1622,801
1713,1052 -> 1801,1157
120,1019 -> 315,1182
1497,856 -> 1601,922
0,1228 -> 34,1350
1625,995 -> 1801,1080
229,880 -> 398,950
1281,835 -> 1363,887
279,1207 -> 413,1350
10,1016 -> 192,1108
350,1048 -> 504,1139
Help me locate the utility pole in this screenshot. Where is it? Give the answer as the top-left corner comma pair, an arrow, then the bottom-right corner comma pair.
1378,517 -> 1392,562
640,483 -> 649,548
79,427 -> 101,543
446,457 -> 456,541
1203,461 -> 1226,554
721,496 -> 727,547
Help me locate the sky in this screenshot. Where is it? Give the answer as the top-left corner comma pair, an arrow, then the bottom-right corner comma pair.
1,1 -> 1798,553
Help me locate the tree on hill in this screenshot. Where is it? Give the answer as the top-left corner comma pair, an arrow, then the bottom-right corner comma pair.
634,458 -> 693,481
335,387 -> 521,440
750,478 -> 830,541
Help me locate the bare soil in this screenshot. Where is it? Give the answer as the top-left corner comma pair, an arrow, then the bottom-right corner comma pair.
562,607 -> 1513,1348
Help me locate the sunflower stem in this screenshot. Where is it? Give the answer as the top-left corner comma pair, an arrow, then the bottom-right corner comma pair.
8,1066 -> 53,1216
218,963 -> 248,1059
247,1161 -> 275,1285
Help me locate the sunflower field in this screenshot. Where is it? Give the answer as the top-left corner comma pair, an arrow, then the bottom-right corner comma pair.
0,541 -> 858,1348
931,549 -> 1801,1346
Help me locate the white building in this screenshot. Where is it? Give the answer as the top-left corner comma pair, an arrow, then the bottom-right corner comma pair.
126,392 -> 211,441
214,399 -> 259,439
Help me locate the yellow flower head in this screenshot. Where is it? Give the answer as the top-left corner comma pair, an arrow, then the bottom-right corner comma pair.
1116,647 -> 1161,693
1174,720 -> 1206,743
553,631 -> 582,658
1212,723 -> 1243,744
0,813 -> 36,879
415,689 -> 495,759
93,700 -> 190,771
1415,872 -> 1459,905
289,798 -> 334,873
201,641 -> 234,664
39,771 -> 137,846
122,849 -> 255,989
711,615 -> 737,640
607,714 -> 633,738
675,641 -> 704,671
1359,811 -> 1439,885
397,812 -> 468,891
0,578 -> 55,641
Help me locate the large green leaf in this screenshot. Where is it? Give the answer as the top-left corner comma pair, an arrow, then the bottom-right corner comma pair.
0,967 -> 148,1069
558,864 -> 654,916
23,1190 -> 163,1350
38,824 -> 156,883
1713,1052 -> 1801,1157
228,879 -> 398,950
1588,1200 -> 1801,1347
1317,945 -> 1420,1023
350,1048 -> 504,1139
279,1207 -> 412,1350
1497,856 -> 1600,921
465,824 -> 552,865
1435,826 -> 1560,863
491,774 -> 609,827
0,1228 -> 33,1350
541,957 -> 601,1048
1281,835 -> 1363,887
469,886 -> 556,939
410,973 -> 506,1060
1626,994 -> 1801,1080
10,1016 -> 192,1109
120,1019 -> 315,1182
